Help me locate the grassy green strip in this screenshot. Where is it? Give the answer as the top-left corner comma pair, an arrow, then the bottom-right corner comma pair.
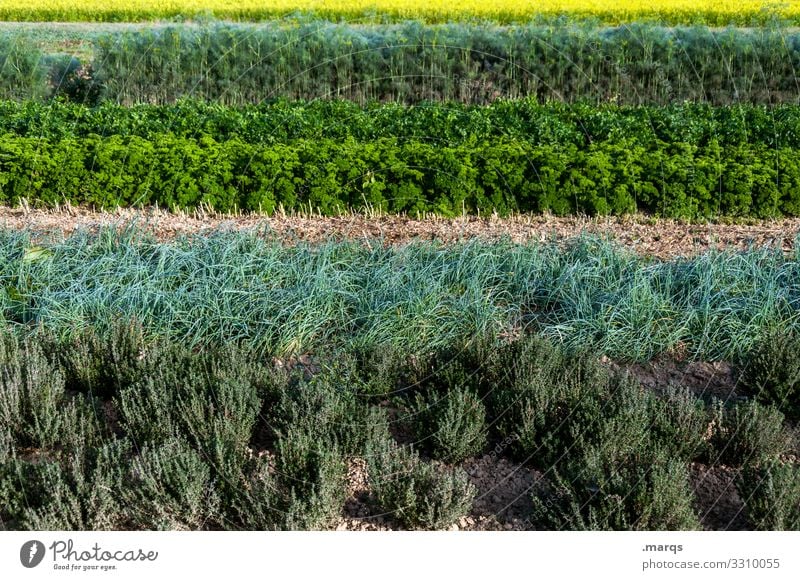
2,226 -> 799,362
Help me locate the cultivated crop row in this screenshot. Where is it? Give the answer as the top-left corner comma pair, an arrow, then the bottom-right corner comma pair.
0,0 -> 795,25
4,227 -> 800,361
1,324 -> 797,531
4,134 -> 800,217
7,99 -> 800,148
6,23 -> 800,104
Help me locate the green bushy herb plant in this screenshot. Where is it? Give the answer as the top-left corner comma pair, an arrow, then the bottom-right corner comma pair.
0,455 -> 57,530
408,385 -> 488,463
740,330 -> 800,422
269,369 -> 372,456
115,344 -> 262,481
366,434 -> 476,530
1,133 -> 800,218
0,332 -> 102,450
19,441 -> 128,530
227,455 -> 281,530
648,387 -> 709,462
532,446 -> 700,531
124,439 -> 220,530
705,400 -> 791,467
229,428 -> 355,530
272,427 -> 347,530
484,336 -> 611,465
737,459 -> 800,531
38,320 -> 149,398
336,343 -> 413,398
231,409 -> 389,531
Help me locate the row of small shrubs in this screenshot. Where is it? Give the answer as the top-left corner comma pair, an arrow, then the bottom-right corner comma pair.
8,99 -> 800,150
1,324 -> 797,531
6,134 -> 800,218
0,326 -> 478,530
394,336 -> 799,529
402,337 -> 794,469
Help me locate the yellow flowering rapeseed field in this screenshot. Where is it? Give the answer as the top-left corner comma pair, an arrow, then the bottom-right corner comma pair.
0,0 -> 796,24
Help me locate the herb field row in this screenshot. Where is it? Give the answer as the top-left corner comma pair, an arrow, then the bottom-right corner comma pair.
1,303 -> 798,531
7,22 -> 800,105
5,134 -> 800,218
8,100 -> 800,148
0,0 -> 796,25
2,0 -> 800,538
4,227 -> 800,361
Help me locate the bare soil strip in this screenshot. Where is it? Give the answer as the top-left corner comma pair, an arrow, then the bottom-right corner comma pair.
5,206 -> 800,259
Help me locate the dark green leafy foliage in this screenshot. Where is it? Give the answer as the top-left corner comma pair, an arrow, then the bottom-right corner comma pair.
7,99 -> 800,149
741,330 -> 800,422
2,134 -> 800,218
738,459 -> 800,531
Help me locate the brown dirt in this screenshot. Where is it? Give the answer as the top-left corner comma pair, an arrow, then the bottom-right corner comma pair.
605,356 -> 741,402
5,205 -> 800,259
690,463 -> 748,530
461,454 -> 540,530
338,457 -> 392,531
